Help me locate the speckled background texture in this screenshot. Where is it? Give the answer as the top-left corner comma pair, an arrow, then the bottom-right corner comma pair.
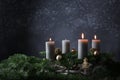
0,0 -> 120,60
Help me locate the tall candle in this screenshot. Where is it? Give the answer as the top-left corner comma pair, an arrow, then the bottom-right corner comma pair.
92,35 -> 100,51
62,39 -> 70,54
46,38 -> 55,60
78,33 -> 88,59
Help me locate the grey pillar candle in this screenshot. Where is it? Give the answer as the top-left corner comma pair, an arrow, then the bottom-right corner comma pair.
46,38 -> 55,60
78,33 -> 88,59
62,39 -> 70,54
92,35 -> 101,51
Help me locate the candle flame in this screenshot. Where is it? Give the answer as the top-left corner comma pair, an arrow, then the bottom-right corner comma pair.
94,35 -> 97,39
49,38 -> 52,41
81,33 -> 84,39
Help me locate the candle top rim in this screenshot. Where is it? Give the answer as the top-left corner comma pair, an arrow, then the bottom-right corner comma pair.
46,41 -> 55,43
92,39 -> 100,41
78,38 -> 88,40
78,39 -> 88,42
63,39 -> 70,41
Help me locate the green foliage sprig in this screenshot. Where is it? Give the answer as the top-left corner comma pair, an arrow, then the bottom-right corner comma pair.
0,52 -> 120,80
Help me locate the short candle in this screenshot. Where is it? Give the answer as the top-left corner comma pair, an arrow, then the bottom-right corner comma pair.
92,35 -> 101,51
45,38 -> 55,60
62,39 -> 70,54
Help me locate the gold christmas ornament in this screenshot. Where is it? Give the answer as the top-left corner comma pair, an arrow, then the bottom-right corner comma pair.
55,48 -> 61,55
56,55 -> 62,61
94,50 -> 99,55
71,48 -> 77,54
89,48 -> 97,55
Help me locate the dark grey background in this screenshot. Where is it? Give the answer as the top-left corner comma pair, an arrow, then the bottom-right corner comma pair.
0,0 -> 120,60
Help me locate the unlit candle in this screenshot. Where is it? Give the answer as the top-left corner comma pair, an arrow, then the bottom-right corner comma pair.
62,39 -> 70,54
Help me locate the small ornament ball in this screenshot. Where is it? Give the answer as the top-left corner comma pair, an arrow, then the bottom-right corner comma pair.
56,55 -> 62,61
71,48 -> 77,54
55,48 -> 61,55
94,50 -> 99,55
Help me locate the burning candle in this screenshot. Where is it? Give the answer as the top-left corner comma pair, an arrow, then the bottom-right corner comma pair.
45,38 -> 55,60
78,33 -> 88,59
92,35 -> 101,51
62,39 -> 70,54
